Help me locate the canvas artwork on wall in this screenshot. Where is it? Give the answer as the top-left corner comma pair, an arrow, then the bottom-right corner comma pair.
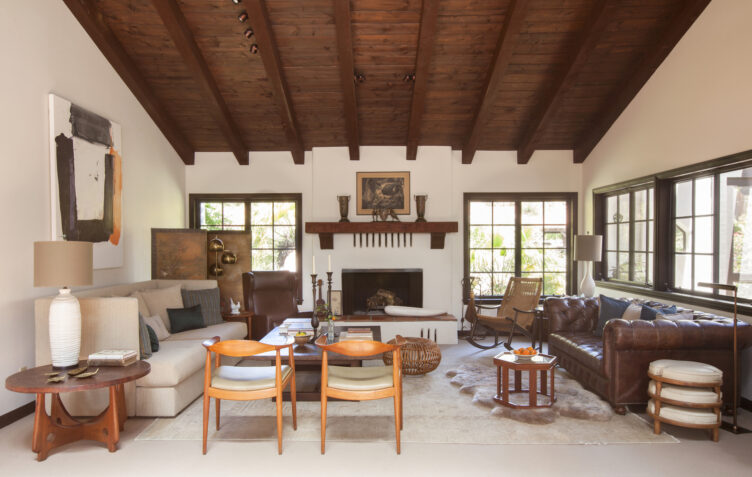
49,94 -> 123,269
356,171 -> 410,215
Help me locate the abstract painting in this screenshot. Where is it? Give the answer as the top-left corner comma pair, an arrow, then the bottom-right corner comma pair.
49,94 -> 123,269
356,171 -> 410,215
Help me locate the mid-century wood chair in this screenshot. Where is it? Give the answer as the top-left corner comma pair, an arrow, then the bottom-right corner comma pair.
201,337 -> 297,455
315,335 -> 405,454
466,277 -> 543,350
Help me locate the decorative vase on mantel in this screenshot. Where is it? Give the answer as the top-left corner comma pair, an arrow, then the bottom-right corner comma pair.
337,195 -> 350,222
415,195 -> 428,222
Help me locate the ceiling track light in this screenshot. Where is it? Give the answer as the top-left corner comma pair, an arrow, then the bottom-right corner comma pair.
250,44 -> 259,54
238,11 -> 248,22
244,28 -> 254,39
231,0 -> 242,4
403,73 -> 416,83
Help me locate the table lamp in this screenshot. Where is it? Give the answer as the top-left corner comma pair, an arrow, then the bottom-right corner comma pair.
575,235 -> 602,297
697,281 -> 750,434
34,241 -> 93,369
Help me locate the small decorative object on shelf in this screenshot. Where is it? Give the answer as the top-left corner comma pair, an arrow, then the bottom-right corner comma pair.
229,298 -> 241,314
415,194 -> 427,222
372,208 -> 400,222
337,195 -> 350,222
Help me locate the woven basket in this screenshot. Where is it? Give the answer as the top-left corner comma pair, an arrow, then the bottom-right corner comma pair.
383,337 -> 442,375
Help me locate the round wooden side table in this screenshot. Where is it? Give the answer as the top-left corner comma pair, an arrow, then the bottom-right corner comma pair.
222,310 -> 254,339
493,352 -> 557,408
5,360 -> 150,461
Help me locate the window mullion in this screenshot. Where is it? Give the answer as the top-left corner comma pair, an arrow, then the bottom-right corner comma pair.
629,191 -> 635,281
712,174 -> 720,295
514,201 -> 522,279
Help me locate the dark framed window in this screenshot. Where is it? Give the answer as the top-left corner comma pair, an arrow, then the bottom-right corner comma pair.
464,193 -> 577,299
602,185 -> 654,285
593,149 -> 752,313
188,193 -> 302,276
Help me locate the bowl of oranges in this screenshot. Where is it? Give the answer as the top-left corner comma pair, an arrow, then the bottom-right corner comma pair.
512,347 -> 538,362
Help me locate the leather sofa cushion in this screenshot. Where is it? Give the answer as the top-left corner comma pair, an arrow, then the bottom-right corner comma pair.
648,400 -> 719,425
167,321 -> 246,342
328,366 -> 393,391
648,381 -> 721,405
137,340 -> 205,387
211,365 -> 291,391
549,332 -> 603,374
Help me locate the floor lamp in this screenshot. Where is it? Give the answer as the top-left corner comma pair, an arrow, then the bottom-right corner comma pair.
697,282 -> 750,434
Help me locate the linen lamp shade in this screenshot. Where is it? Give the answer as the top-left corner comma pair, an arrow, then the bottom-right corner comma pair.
34,241 -> 93,287
574,235 -> 603,262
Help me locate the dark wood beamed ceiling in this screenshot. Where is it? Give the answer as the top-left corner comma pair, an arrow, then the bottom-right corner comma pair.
406,0 -> 439,162
461,0 -> 529,165
245,0 -> 305,164
573,0 -> 711,163
66,0 -> 708,165
334,0 -> 360,161
516,0 -> 609,165
152,0 -> 248,165
63,0 -> 194,165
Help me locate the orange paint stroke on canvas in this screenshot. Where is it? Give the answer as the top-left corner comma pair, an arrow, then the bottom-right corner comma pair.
109,146 -> 122,245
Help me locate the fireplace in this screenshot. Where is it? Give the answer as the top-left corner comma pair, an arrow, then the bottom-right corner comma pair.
341,268 -> 422,315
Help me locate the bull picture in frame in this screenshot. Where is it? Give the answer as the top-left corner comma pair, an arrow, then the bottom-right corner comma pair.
356,171 -> 410,215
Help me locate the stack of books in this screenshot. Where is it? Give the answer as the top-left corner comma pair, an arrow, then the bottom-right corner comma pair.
339,328 -> 373,341
281,318 -> 314,337
88,349 -> 138,366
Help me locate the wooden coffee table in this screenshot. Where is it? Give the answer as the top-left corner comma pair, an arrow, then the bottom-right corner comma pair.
493,352 -> 557,409
5,360 -> 150,461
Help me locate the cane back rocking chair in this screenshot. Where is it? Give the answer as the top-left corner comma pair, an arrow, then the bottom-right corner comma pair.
466,277 -> 542,350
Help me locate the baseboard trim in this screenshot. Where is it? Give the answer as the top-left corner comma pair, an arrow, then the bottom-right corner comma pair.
741,397 -> 752,412
0,401 -> 35,430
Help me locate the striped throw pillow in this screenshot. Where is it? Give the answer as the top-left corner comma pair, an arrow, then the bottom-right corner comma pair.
181,288 -> 223,326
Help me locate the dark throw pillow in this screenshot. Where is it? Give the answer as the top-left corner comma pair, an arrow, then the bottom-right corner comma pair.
595,295 -> 630,337
640,304 -> 678,321
138,313 -> 153,359
181,288 -> 223,326
146,324 -> 160,352
167,304 -> 206,333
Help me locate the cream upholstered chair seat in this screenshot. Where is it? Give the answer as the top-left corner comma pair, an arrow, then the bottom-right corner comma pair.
648,359 -> 722,384
212,365 -> 292,392
327,366 -> 393,391
648,400 -> 719,426
648,380 -> 721,405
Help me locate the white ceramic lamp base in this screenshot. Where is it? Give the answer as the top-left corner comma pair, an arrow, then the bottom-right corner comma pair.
579,262 -> 596,298
49,288 -> 82,368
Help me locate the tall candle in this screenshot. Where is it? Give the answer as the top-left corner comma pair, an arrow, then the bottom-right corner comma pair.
312,256 -> 316,275
328,255 -> 331,272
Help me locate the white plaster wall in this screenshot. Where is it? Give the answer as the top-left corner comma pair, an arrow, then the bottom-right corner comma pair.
0,1 -> 185,415
186,147 -> 580,326
580,0 -> 752,397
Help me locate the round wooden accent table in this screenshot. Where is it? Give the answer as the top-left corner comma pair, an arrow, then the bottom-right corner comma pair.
493,352 -> 557,409
5,360 -> 150,461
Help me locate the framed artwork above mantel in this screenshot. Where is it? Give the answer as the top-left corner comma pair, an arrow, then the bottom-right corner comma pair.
356,171 -> 410,215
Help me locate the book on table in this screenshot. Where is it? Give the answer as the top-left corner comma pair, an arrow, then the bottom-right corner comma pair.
339,331 -> 374,341
88,349 -> 138,366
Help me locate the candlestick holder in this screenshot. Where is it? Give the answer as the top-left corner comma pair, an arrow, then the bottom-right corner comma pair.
315,279 -> 327,337
310,274 -> 320,336
326,271 -> 333,312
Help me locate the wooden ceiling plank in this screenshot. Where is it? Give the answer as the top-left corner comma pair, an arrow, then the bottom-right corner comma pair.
152,0 -> 248,165
516,0 -> 610,165
573,0 -> 711,163
63,0 -> 195,165
334,0 -> 360,161
406,0 -> 439,161
461,0 -> 530,165
245,0 -> 305,164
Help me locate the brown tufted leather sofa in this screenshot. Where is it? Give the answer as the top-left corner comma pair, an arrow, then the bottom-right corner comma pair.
545,296 -> 751,413
242,271 -> 312,340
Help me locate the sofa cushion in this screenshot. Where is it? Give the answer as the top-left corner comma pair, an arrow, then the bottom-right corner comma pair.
211,365 -> 291,391
595,295 -> 630,337
181,288 -> 223,326
167,321 -> 247,342
167,304 -> 206,333
140,284 -> 184,332
640,304 -> 677,321
144,314 -> 171,341
136,340 -> 205,387
549,331 -> 603,374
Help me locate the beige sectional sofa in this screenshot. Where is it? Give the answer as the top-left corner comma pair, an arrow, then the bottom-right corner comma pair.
35,279 -> 247,417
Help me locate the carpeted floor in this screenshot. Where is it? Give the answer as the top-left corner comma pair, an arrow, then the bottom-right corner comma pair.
137,345 -> 677,445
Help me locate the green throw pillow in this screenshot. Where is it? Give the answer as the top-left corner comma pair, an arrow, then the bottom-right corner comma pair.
167,304 -> 206,333
146,324 -> 159,352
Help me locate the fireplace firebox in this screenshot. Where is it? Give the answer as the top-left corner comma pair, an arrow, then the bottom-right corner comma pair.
341,269 -> 422,315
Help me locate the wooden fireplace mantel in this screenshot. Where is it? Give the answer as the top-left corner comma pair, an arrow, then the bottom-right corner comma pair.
305,221 -> 458,249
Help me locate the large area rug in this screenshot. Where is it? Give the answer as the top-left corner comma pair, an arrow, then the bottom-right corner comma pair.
137,345 -> 676,445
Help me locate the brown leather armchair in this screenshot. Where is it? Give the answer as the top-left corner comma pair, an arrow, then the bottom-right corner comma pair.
242,271 -> 312,340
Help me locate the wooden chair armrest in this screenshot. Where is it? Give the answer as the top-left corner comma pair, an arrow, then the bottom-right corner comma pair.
202,336 -> 220,349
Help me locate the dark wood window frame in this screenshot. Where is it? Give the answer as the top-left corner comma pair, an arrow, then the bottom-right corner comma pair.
593,148 -> 752,315
463,192 -> 578,303
188,193 -> 303,295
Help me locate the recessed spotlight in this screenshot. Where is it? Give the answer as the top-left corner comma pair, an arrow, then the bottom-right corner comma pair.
238,11 -> 248,22
244,28 -> 254,39
353,72 -> 365,84
231,0 -> 242,5
250,44 -> 259,54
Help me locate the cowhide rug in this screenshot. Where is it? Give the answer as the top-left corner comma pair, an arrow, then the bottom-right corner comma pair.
446,352 -> 614,425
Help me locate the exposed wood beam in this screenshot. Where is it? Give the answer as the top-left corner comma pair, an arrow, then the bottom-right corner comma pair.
516,0 -> 610,165
152,0 -> 248,165
63,0 -> 195,165
333,0 -> 359,161
245,0 -> 305,165
406,0 -> 439,162
462,0 -> 529,165
573,0 -> 711,163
